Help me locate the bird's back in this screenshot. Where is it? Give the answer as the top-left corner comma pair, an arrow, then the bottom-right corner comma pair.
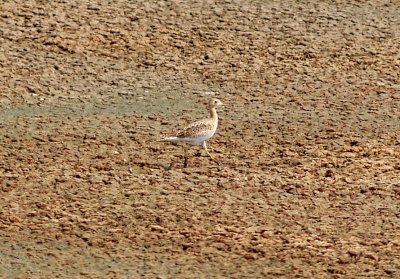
175,117 -> 217,144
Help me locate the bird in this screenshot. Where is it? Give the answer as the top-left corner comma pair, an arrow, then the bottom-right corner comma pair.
158,98 -> 223,167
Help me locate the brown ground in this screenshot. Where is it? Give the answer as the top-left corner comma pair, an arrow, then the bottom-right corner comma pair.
0,0 -> 399,278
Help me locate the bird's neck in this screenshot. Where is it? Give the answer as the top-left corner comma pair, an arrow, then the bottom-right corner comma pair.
209,106 -> 218,120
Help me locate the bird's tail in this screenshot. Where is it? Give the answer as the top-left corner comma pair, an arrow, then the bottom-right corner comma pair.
157,136 -> 178,142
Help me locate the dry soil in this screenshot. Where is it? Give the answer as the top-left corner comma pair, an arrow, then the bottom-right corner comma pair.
0,0 -> 399,278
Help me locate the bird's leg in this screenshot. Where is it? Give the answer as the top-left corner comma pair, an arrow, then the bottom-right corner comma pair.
202,141 -> 222,166
183,145 -> 188,168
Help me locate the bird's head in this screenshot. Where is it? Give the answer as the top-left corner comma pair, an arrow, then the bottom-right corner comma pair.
209,98 -> 223,108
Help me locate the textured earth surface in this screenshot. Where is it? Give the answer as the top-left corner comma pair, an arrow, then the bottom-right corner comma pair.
0,0 -> 399,278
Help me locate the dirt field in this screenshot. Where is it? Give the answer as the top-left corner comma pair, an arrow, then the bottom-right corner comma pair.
0,0 -> 399,278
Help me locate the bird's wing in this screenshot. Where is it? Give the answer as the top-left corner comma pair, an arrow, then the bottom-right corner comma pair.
176,119 -> 213,138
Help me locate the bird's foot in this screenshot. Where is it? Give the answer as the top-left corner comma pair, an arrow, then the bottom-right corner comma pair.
209,156 -> 223,167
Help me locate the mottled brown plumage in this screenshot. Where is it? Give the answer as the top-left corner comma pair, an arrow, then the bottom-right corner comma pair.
158,98 -> 223,166
176,121 -> 214,138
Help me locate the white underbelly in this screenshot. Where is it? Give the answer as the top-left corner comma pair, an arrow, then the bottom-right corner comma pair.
182,129 -> 216,145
